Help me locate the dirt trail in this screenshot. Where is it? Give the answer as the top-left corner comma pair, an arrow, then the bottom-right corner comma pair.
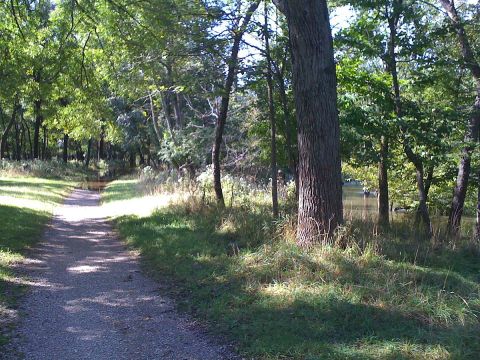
9,189 -> 234,360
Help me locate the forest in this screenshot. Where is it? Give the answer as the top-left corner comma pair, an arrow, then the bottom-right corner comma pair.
0,0 -> 479,359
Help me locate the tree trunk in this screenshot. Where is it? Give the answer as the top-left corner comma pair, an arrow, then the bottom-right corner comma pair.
274,0 -> 343,245
265,3 -> 279,218
129,151 -> 136,168
384,5 -> 432,236
148,93 -> 163,145
416,165 -> 434,223
33,100 -> 43,159
98,127 -> 105,161
477,168 -> 480,240
138,147 -> 145,165
14,119 -> 21,160
378,136 -> 389,225
173,92 -> 184,129
212,0 -> 261,207
42,126 -> 47,160
62,133 -> 69,163
1,99 -> 19,159
439,0 -> 480,236
85,138 -> 92,168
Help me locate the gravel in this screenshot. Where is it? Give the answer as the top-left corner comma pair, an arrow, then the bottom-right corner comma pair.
7,189 -> 237,360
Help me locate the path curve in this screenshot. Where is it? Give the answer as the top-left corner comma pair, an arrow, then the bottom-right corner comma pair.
10,189 -> 234,360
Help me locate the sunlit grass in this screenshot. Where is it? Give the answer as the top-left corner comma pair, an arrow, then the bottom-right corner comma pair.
108,178 -> 480,359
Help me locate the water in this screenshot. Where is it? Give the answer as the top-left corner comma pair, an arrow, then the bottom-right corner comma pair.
79,178 -> 109,192
343,185 -> 383,221
343,185 -> 476,234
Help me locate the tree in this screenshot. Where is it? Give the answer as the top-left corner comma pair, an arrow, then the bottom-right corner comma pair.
212,0 -> 261,207
273,0 -> 343,245
264,2 -> 279,217
439,0 -> 480,236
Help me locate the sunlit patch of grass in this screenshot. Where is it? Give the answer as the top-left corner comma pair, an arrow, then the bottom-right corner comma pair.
101,179 -> 140,203
0,177 -> 75,212
111,186 -> 480,359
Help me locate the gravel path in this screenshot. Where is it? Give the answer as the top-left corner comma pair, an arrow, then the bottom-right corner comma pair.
9,189 -> 235,360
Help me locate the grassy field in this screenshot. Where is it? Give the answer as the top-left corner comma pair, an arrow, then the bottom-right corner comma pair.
107,178 -> 480,359
0,175 -> 77,347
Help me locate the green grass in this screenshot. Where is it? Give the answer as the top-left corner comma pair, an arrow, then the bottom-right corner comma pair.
0,175 -> 77,348
108,179 -> 480,359
101,179 -> 140,203
0,177 -> 76,205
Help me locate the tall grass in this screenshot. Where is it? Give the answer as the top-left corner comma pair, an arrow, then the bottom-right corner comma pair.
108,172 -> 480,359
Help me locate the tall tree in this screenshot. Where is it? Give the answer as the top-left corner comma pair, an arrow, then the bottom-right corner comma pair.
264,2 -> 279,217
212,0 -> 261,207
439,0 -> 480,236
273,0 -> 343,245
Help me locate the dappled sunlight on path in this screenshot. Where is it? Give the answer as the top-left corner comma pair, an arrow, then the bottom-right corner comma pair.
10,189 -> 234,360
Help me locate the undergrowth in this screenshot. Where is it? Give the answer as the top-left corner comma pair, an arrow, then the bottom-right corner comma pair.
110,175 -> 480,359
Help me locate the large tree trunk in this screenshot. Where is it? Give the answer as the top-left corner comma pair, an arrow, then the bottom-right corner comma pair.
265,3 -> 279,218
378,136 -> 389,225
439,0 -> 480,236
212,0 -> 261,207
1,99 -> 19,159
33,100 -> 43,159
274,0 -> 343,245
63,133 -> 69,163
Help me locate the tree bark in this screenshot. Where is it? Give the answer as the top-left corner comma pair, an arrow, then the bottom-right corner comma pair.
378,136 -> 389,225
274,0 -> 343,245
33,100 -> 43,159
98,126 -> 105,161
85,138 -> 92,168
212,0 -> 261,207
148,93 -> 163,145
129,150 -> 136,168
19,111 -> 32,159
477,168 -> 480,240
265,2 -> 279,218
439,0 -> 480,236
42,126 -> 48,160
63,133 -> 69,163
1,99 -> 19,159
14,119 -> 21,160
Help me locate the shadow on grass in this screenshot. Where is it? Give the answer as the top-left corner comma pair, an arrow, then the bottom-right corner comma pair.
0,205 -> 50,345
116,210 -> 480,359
0,178 -> 73,205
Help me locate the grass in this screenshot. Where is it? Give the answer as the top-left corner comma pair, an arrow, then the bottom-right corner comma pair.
0,172 -> 79,348
101,179 -> 140,203
108,178 -> 480,359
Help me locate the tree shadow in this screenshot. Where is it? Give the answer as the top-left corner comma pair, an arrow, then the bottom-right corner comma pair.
117,210 -> 480,359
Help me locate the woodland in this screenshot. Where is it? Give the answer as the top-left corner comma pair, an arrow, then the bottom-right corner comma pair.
0,0 -> 480,358
0,0 -> 479,240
